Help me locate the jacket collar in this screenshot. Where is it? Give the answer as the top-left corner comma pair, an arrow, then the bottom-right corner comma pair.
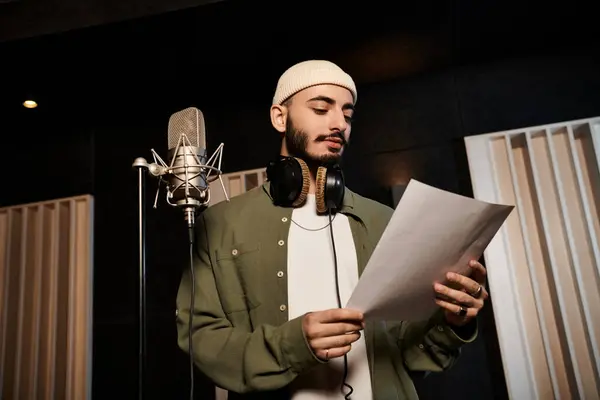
261,181 -> 357,216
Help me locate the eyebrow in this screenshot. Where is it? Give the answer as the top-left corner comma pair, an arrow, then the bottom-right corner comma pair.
307,95 -> 355,112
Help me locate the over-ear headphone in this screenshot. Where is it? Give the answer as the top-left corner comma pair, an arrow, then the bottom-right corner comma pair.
266,156 -> 345,213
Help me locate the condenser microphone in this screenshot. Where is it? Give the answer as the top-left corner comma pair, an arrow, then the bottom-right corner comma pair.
165,107 -> 209,227
137,106 -> 228,228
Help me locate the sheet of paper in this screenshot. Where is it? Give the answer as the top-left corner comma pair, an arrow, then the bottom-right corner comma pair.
346,179 -> 514,322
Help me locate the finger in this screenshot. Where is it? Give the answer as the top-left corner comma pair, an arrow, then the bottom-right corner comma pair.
482,287 -> 489,300
446,271 -> 481,297
306,321 -> 363,339
318,308 -> 364,324
468,260 -> 487,285
435,298 -> 477,318
311,332 -> 361,351
434,283 -> 479,307
471,284 -> 490,300
315,345 -> 352,361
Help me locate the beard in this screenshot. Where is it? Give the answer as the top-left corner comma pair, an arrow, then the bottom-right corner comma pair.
284,117 -> 348,167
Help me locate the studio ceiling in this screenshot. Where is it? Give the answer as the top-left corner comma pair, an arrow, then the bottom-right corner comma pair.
0,0 -> 226,42
1,0 -> 598,118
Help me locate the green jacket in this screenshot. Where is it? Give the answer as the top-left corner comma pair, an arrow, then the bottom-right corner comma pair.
176,182 -> 477,399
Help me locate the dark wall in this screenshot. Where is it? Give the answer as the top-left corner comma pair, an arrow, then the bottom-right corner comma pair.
2,6 -> 600,399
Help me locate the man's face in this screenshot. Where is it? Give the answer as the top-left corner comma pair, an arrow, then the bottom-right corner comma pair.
277,84 -> 355,165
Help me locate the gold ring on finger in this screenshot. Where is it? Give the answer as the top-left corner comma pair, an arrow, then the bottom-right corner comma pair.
470,284 -> 482,298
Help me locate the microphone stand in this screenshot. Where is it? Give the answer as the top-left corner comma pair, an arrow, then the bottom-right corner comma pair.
132,135 -> 228,400
132,157 -> 149,400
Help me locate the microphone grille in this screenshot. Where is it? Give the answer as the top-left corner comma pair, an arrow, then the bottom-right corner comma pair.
167,107 -> 206,150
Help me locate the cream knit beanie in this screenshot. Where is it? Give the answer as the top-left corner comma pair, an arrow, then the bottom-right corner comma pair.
272,60 -> 357,105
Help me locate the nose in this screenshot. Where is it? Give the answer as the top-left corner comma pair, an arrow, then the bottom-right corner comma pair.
329,109 -> 348,132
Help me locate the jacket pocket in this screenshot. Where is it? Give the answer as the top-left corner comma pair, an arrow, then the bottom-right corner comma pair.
214,242 -> 261,314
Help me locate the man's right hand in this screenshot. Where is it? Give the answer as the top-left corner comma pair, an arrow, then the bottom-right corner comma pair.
302,308 -> 364,361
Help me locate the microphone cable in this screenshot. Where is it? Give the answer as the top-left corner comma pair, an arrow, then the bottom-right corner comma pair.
328,210 -> 354,400
187,226 -> 196,400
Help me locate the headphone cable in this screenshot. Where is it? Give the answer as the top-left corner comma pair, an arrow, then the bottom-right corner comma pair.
328,210 -> 354,399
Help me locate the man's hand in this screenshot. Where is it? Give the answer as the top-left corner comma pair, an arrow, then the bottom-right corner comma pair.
433,259 -> 489,327
302,308 -> 364,362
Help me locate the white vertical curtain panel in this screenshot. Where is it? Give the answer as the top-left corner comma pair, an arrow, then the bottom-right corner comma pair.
465,117 -> 600,399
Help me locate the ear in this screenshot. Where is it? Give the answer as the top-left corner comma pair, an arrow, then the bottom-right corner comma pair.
270,104 -> 287,133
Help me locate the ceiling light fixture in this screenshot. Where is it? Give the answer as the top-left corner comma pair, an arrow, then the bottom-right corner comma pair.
23,100 -> 38,109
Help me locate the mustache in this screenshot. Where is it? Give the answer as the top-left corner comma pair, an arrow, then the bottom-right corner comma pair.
315,132 -> 348,146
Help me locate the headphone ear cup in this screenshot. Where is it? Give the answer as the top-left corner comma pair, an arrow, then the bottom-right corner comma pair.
328,166 -> 345,211
316,164 -> 345,214
315,166 -> 328,214
267,156 -> 310,207
292,157 -> 310,207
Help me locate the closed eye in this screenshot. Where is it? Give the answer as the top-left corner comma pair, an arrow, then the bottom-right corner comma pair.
312,108 -> 353,123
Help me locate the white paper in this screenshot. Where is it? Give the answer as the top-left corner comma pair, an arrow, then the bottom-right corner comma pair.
346,179 -> 514,322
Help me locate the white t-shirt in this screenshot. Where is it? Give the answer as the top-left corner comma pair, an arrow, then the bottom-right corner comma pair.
286,194 -> 373,399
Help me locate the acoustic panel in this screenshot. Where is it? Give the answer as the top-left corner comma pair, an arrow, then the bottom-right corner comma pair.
208,167 -> 267,207
0,195 -> 94,400
465,117 -> 600,399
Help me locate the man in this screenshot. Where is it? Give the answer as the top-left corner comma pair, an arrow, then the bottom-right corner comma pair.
176,60 -> 489,399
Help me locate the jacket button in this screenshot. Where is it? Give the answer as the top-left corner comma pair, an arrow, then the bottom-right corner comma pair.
437,325 -> 444,332
232,249 -> 238,256
281,217 -> 288,222
279,304 -> 287,311
278,240 -> 285,246
277,271 -> 284,277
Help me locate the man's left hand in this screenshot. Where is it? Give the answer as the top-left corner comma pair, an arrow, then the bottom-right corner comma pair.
433,259 -> 489,327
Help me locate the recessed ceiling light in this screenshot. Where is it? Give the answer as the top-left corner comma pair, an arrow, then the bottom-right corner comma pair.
23,100 -> 38,109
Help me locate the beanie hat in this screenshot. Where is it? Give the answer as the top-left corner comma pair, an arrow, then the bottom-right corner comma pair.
272,60 -> 357,105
